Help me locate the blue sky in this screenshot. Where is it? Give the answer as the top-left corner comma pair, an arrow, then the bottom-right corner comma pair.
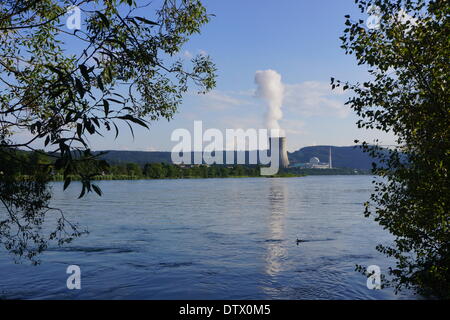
23,0 -> 398,152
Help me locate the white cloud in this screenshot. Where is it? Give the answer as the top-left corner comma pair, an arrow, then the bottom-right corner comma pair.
220,115 -> 261,130
284,81 -> 350,118
282,119 -> 307,136
196,90 -> 251,111
228,89 -> 256,97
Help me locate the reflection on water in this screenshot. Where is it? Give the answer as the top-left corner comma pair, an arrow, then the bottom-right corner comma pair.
0,176 -> 418,299
265,179 -> 288,276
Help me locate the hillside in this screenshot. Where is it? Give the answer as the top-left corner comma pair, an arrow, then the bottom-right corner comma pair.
288,145 -> 380,170
93,150 -> 172,165
93,145 -> 379,170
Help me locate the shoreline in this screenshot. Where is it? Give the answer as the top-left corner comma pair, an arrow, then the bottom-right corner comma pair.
49,172 -> 374,183
50,173 -> 308,182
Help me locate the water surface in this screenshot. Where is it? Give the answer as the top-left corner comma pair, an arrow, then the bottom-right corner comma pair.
0,176 -> 416,299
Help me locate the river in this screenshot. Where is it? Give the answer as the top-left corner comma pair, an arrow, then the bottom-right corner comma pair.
0,176 -> 417,299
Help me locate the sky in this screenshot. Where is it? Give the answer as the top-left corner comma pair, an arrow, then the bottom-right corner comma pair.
16,0 -> 398,153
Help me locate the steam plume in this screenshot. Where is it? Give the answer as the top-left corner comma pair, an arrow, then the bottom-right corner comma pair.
255,69 -> 285,137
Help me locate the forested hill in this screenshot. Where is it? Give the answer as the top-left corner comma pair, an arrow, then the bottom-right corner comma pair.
288,146 -> 382,170
94,145 -> 381,170
93,150 -> 172,165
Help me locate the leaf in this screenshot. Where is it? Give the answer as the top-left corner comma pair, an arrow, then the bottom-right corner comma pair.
113,122 -> 119,139
86,122 -> 95,134
97,76 -> 104,91
92,117 -> 100,127
118,114 -> 149,129
65,110 -> 73,123
79,64 -> 90,82
106,98 -> 124,104
122,107 -> 134,112
75,78 -> 85,98
63,177 -> 71,190
103,99 -> 109,116
46,64 -> 65,78
134,16 -> 159,25
126,17 -> 139,28
77,123 -> 82,138
92,184 -> 102,196
78,186 -> 86,199
125,121 -> 135,139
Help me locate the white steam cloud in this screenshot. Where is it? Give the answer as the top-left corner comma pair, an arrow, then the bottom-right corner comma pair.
255,69 -> 285,137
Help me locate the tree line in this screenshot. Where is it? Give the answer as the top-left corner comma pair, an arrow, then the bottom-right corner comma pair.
4,149 -> 368,182
57,162 -> 264,180
4,149 -> 263,180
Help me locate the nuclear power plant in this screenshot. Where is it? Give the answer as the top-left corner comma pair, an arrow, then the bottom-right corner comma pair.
269,136 -> 290,169
255,69 -> 289,169
290,146 -> 333,169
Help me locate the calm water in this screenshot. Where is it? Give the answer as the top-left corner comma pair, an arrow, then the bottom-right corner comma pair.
0,176 -> 417,299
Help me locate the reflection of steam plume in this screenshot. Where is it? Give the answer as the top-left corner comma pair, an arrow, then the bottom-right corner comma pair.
265,180 -> 288,276
255,70 -> 284,137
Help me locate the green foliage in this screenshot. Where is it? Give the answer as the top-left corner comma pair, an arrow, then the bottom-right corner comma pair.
51,162 -> 272,180
0,0 -> 216,263
0,0 -> 216,196
335,0 -> 449,298
0,149 -> 86,264
144,162 -> 167,178
91,163 -> 262,180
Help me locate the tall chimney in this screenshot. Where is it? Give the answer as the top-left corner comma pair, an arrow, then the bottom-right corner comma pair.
329,146 -> 332,169
269,137 -> 289,169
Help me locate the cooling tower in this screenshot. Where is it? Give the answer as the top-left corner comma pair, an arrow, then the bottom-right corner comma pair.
269,137 -> 290,169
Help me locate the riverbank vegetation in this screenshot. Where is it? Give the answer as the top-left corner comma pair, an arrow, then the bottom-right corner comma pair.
338,0 -> 449,299
9,149 -> 304,180
8,149 -> 369,182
